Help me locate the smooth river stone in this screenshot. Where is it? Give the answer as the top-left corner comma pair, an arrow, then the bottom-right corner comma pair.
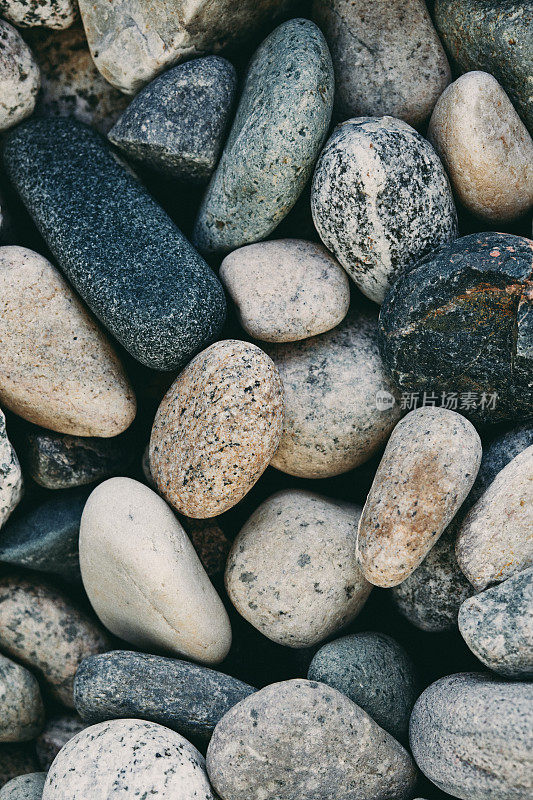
79,477 -> 232,664
356,408 -> 481,588
0,574 -> 110,707
0,247 -> 135,436
0,655 -> 44,743
220,239 -> 350,342
193,19 -> 333,255
226,490 -> 371,647
313,0 -> 450,125
428,71 -> 533,222
434,0 -> 533,134
43,719 -> 216,800
410,673 -> 533,800
378,233 -> 533,423
474,420 -> 533,503
0,746 -> 38,788
0,0 -> 76,28
150,340 -> 283,517
307,632 -> 417,741
0,773 -> 46,799
456,445 -> 533,590
459,568 -> 533,678
266,303 -> 401,478
311,116 -> 457,304
2,118 -> 226,371
109,57 -> 237,183
75,650 -> 255,744
0,411 -> 23,529
0,20 -> 40,132
207,679 -> 417,800
36,714 -> 85,771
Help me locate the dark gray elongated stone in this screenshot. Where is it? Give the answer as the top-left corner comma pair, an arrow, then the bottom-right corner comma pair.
0,772 -> 46,799
2,118 -> 226,371
74,650 -> 255,744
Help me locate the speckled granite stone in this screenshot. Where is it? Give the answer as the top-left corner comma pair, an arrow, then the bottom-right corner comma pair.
0,772 -> 46,799
434,0 -> 533,134
459,568 -> 533,678
0,247 -> 136,436
109,57 -> 236,183
150,340 -> 283,517
0,411 -> 23,530
475,420 -> 533,502
0,574 -> 110,707
207,679 -> 416,800
356,408 -> 481,588
313,0 -> 450,125
378,233 -> 533,423
0,0 -> 76,29
80,478 -> 231,664
35,714 -> 85,771
75,650 -> 255,743
267,303 -> 401,478
456,445 -> 533,590
428,72 -> 533,222
220,239 -> 350,342
0,20 -> 40,132
226,490 -> 371,647
43,719 -> 216,799
0,745 -> 38,788
410,673 -> 533,800
193,19 -> 333,255
0,655 -> 44,743
2,118 -> 226,371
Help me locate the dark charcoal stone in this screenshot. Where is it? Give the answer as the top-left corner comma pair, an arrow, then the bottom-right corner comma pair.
2,118 -> 226,371
378,233 -> 533,423
74,650 -> 256,744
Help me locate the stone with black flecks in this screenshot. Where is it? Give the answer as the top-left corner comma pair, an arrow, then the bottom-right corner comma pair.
0,20 -> 40,132
0,655 -> 44,743
0,772 -> 46,799
0,410 -> 23,530
0,0 -> 76,29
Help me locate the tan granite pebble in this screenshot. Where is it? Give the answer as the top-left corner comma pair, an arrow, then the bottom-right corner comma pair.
36,714 -> 86,771
357,408 -> 481,588
0,655 -> 44,743
220,239 -> 350,342
0,20 -> 40,132
429,71 -> 533,222
0,247 -> 136,437
0,410 -> 23,529
456,445 -> 533,590
0,0 -> 77,29
150,340 -> 284,518
80,477 -> 232,664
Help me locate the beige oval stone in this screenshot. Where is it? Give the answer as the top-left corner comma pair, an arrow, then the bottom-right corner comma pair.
428,71 -> 533,222
79,477 -> 232,664
0,247 -> 136,436
0,655 -> 44,743
357,408 -> 481,588
0,20 -> 40,132
149,340 -> 284,518
219,239 -> 350,342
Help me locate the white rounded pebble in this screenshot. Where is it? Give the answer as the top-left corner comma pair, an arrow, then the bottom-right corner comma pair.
0,20 -> 40,132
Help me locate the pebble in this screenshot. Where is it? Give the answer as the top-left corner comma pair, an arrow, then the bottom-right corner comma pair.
0,410 -> 23,529
0,573 -> 110,706
0,0 -> 76,29
109,57 -> 237,183
2,118 -> 226,371
266,303 -> 401,478
356,407 -> 481,588
434,0 -> 533,134
0,773 -> 46,800
312,117 -> 457,304
0,655 -> 44,743
428,71 -> 533,222
35,714 -> 85,771
207,679 -> 417,800
456,445 -> 533,590
42,719 -> 216,799
79,477 -> 232,664
219,239 -> 350,342
226,490 -> 371,647
193,19 -> 334,255
459,568 -> 533,679
313,0 -> 450,125
0,20 -> 40,132
474,420 -> 533,501
149,340 -> 283,517
307,632 -> 417,741
410,673 -> 533,800
74,650 -> 255,744
378,232 -> 533,423
179,516 -> 231,578
0,746 -> 38,789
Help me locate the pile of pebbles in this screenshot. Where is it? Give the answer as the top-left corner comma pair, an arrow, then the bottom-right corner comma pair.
0,0 -> 531,798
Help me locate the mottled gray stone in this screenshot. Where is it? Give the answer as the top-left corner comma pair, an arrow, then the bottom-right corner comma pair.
459,568 -> 533,678
307,633 -> 417,741
207,679 -> 417,800
311,116 -> 457,303
410,673 -> 533,800
0,20 -> 40,132
0,772 -> 46,799
193,19 -> 333,255
35,714 -> 85,771
0,410 -> 23,530
0,745 -> 38,788
0,0 -> 76,29
43,719 -> 216,799
474,420 -> 533,503
109,57 -> 236,183
0,656 -> 44,743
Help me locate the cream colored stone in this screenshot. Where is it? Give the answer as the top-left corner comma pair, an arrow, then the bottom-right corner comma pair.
0,0 -> 77,29
0,20 -> 40,131
0,410 -> 22,529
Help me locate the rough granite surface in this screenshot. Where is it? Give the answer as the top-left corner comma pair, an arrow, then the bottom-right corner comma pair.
0,773 -> 46,800
0,655 -> 44,743
0,410 -> 23,530
0,0 -> 76,29
0,20 -> 40,132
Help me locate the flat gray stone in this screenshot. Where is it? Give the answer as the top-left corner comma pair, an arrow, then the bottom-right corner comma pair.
35,714 -> 85,771
0,410 -> 22,530
0,656 -> 44,743
0,772 -> 46,799
0,20 -> 40,132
